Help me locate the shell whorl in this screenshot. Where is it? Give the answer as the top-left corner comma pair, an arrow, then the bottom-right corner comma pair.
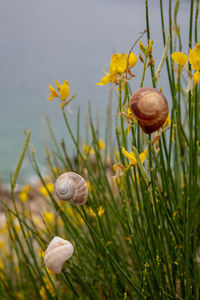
129,87 -> 169,134
44,236 -> 74,274
55,172 -> 88,205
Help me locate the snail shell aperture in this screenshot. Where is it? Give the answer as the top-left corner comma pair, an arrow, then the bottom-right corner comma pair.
55,172 -> 88,205
44,236 -> 74,274
129,87 -> 169,134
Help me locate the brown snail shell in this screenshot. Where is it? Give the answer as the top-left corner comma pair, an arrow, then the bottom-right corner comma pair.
55,172 -> 88,205
129,87 -> 169,134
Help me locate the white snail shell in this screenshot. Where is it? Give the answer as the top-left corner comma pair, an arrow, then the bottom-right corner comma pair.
54,172 -> 88,205
129,87 -> 169,134
44,236 -> 74,274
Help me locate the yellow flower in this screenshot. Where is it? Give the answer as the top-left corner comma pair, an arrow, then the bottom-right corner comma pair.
14,265 -> 20,274
96,72 -> 117,86
89,206 -> 105,218
193,70 -> 200,85
40,276 -> 55,300
189,43 -> 200,71
48,85 -> 59,100
40,280 -> 55,300
87,181 -> 93,192
110,53 -> 127,74
15,292 -> 24,300
0,258 -> 4,271
43,212 -> 54,224
125,52 -> 138,68
19,184 -> 30,202
127,108 -> 132,117
148,40 -> 153,55
23,184 -> 30,193
39,287 -> 47,300
96,52 -> 137,86
162,114 -> 171,128
98,139 -> 106,150
112,163 -> 124,179
139,40 -> 145,53
48,79 -> 70,106
0,222 -> 7,234
40,183 -> 54,196
82,143 -> 94,155
0,241 -> 6,250
139,40 -> 153,56
57,80 -> 70,101
171,52 -> 187,67
33,217 -> 42,227
19,191 -> 28,202
121,147 -> 147,166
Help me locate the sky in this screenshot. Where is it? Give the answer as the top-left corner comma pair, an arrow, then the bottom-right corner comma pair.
0,0 -> 194,184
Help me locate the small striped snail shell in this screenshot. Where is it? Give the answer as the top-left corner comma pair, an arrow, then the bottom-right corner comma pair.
55,172 -> 88,205
129,87 -> 169,134
44,236 -> 74,274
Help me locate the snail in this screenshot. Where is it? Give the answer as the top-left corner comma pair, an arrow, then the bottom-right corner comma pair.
129,87 -> 169,134
55,172 -> 88,205
44,236 -> 74,274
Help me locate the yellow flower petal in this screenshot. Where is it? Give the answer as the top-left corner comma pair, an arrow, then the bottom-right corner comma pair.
96,74 -> 112,85
127,125 -> 131,135
98,139 -> 106,150
40,183 -> 54,196
56,80 -> 60,90
189,43 -> 200,71
82,143 -> 95,155
148,40 -> 154,55
127,108 -> 132,116
59,80 -> 70,101
110,53 -> 127,74
87,181 -> 93,192
162,114 -> 171,128
139,40 -> 145,53
0,258 -> 4,271
98,206 -> 105,217
23,184 -> 30,193
19,191 -> 28,202
89,206 -> 105,218
121,147 -> 137,165
89,207 -> 96,217
139,148 -> 147,163
49,85 -> 57,93
125,53 -> 138,68
48,84 -> 59,100
171,52 -> 187,67
43,212 -> 54,224
121,147 -> 147,166
193,70 -> 200,85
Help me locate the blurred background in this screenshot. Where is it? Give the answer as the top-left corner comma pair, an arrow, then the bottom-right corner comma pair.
0,0 -> 191,185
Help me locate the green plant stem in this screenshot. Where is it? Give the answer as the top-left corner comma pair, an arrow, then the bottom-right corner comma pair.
11,131 -> 31,189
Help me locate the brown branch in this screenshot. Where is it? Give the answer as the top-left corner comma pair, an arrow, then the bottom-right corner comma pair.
126,29 -> 147,78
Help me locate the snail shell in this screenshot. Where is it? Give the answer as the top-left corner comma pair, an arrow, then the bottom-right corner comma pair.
129,87 -> 169,134
44,236 -> 74,274
55,172 -> 88,205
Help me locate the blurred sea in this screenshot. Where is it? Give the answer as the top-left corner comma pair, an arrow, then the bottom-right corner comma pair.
0,0 -> 194,185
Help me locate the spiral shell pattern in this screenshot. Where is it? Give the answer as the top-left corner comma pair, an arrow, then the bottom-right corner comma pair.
129,87 -> 169,134
55,172 -> 88,205
44,236 -> 74,274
